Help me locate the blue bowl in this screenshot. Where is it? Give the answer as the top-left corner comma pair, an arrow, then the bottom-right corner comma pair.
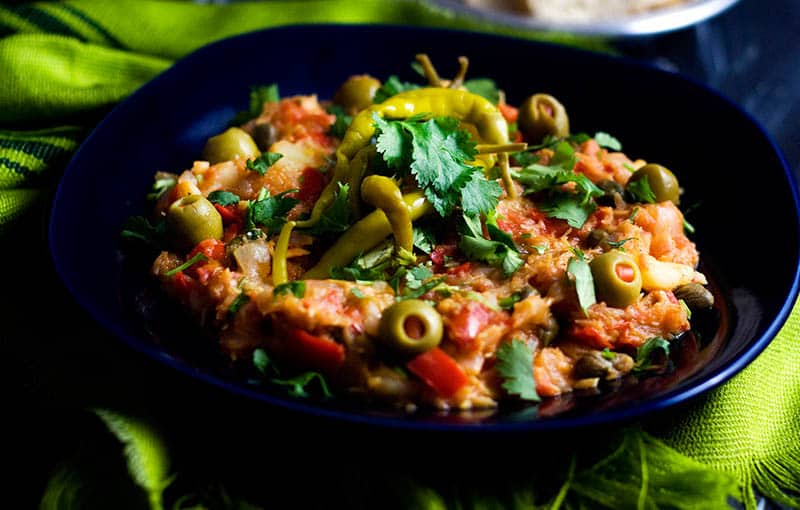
49,25 -> 800,432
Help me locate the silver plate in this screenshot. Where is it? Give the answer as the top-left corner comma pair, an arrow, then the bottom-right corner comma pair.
425,0 -> 742,36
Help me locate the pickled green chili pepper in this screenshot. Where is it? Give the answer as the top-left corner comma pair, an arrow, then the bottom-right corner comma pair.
345,145 -> 376,217
360,175 -> 413,255
303,192 -> 433,279
296,87 -> 510,230
272,220 -> 296,285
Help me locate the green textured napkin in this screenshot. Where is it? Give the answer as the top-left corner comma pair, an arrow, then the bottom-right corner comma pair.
3,2 -> 798,509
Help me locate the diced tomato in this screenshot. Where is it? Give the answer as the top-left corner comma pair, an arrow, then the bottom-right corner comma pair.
498,102 -> 519,123
194,262 -> 220,284
285,328 -> 345,374
214,203 -> 241,224
407,348 -> 468,398
569,325 -> 613,349
188,238 -> 226,261
296,167 -> 326,204
447,262 -> 473,276
171,271 -> 193,298
430,244 -> 458,268
223,222 -> 241,243
447,301 -> 492,347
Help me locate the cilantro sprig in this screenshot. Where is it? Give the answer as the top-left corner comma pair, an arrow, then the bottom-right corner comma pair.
273,281 -> 306,300
245,188 -> 299,233
230,84 -> 280,125
246,152 -> 283,175
496,339 -> 540,402
633,337 -> 671,373
373,114 -> 502,217
567,251 -> 596,315
253,348 -> 332,398
373,76 -> 420,103
459,213 -> 523,277
207,190 -> 241,207
305,182 -> 352,237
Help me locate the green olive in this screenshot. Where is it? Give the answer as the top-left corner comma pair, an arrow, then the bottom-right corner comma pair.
201,127 -> 260,164
589,250 -> 642,308
334,74 -> 381,113
626,164 -> 680,204
166,195 -> 223,251
517,93 -> 570,143
378,299 -> 443,356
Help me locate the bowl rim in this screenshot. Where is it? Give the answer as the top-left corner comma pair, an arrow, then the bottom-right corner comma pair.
49,23 -> 800,433
426,0 -> 742,37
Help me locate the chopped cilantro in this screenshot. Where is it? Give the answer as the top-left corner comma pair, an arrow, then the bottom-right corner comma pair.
496,339 -> 540,402
629,207 -> 640,222
351,287 -> 366,299
327,104 -> 352,139
683,218 -> 696,234
606,237 -> 633,249
459,214 -> 524,277
227,292 -> 250,317
164,252 -> 207,277
392,264 -> 445,301
412,225 -> 437,254
252,348 -> 332,398
498,289 -> 531,311
231,84 -> 280,125
463,78 -> 500,104
601,348 -> 615,360
330,242 -> 395,281
246,152 -> 283,175
633,337 -> 671,373
373,114 -> 501,217
146,176 -> 176,201
273,280 -> 306,299
539,193 -> 597,229
207,190 -> 240,207
567,255 -> 596,315
594,131 -> 622,151
306,183 -> 352,237
531,244 -> 547,254
120,216 -> 166,249
373,75 -> 420,103
510,150 -> 539,167
485,210 -> 517,250
626,175 -> 656,203
246,189 -> 299,233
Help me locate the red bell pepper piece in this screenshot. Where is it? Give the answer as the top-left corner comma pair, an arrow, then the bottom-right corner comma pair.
188,238 -> 226,261
214,203 -> 241,224
407,348 -> 468,398
286,328 -> 345,375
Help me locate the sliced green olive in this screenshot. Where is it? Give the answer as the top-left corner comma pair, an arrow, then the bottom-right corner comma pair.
334,74 -> 381,113
378,299 -> 443,356
590,250 -> 642,308
166,195 -> 223,251
201,127 -> 260,164
518,93 -> 570,143
627,164 -> 680,204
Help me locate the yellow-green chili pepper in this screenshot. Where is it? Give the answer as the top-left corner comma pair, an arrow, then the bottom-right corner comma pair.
303,192 -> 433,279
295,87 -> 510,229
272,220 -> 295,285
360,175 -> 413,254
346,145 -> 376,217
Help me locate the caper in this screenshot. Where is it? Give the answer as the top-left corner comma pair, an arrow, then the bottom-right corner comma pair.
674,283 -> 714,310
537,315 -> 560,346
626,164 -> 680,204
378,299 -> 443,357
596,179 -> 626,207
590,250 -> 642,308
166,195 -> 223,251
574,352 -> 612,378
586,229 -> 610,249
334,74 -> 381,113
517,93 -> 570,143
252,122 -> 277,151
201,127 -> 260,164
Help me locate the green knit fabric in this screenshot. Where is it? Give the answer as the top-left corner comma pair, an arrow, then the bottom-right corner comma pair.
2,2 -> 797,508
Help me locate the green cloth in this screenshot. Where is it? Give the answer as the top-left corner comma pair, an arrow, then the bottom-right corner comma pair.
2,1 -> 798,508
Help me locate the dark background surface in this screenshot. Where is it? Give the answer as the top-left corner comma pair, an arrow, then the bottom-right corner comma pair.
6,0 -> 798,507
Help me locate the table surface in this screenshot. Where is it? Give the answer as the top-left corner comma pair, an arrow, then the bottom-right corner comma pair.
7,0 -> 798,507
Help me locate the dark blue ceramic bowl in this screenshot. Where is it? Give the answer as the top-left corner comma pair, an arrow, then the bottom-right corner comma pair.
49,25 -> 799,432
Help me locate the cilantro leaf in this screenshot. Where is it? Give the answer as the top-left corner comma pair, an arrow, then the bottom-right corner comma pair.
306,182 -> 352,237
120,216 -> 166,249
373,75 -> 420,103
373,115 -> 498,217
594,131 -> 622,151
146,176 -> 176,201
485,210 -> 517,250
246,189 -> 299,233
510,150 -> 539,167
495,339 -> 540,401
633,337 -> 671,373
272,371 -> 333,398
539,192 -> 597,229
459,213 -> 524,277
391,264 -> 445,300
626,174 -> 656,203
463,78 -> 500,104
207,190 -> 240,207
227,292 -> 250,317
246,152 -> 283,175
330,241 -> 395,281
412,225 -> 437,254
567,255 -> 596,315
164,252 -> 207,277
231,84 -> 280,125
253,348 -> 271,374
498,289 -> 531,311
327,104 -> 352,139
273,281 -> 306,299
